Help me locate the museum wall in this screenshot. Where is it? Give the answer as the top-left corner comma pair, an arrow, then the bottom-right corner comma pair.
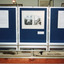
0,0 -> 38,6
0,0 -> 64,6
54,0 -> 64,7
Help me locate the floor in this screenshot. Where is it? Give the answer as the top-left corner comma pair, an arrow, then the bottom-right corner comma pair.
0,58 -> 64,63
0,51 -> 64,63
0,51 -> 64,58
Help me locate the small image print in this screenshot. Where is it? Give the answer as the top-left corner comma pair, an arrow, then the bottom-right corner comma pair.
34,16 -> 41,25
24,15 -> 32,25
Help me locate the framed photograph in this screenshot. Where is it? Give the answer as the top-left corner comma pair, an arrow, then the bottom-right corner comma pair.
22,10 -> 45,29
39,0 -> 54,7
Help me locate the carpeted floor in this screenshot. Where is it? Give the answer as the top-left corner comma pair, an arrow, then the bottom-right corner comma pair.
0,58 -> 64,63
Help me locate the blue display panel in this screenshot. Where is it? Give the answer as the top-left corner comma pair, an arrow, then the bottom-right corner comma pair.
20,7 -> 47,43
0,7 -> 16,43
50,8 -> 64,43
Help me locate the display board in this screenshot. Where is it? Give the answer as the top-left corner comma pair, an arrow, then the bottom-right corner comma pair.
50,7 -> 64,43
0,7 -> 64,50
20,7 -> 47,43
0,7 -> 16,43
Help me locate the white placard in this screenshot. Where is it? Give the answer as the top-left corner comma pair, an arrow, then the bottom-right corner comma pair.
22,11 -> 45,29
58,11 -> 64,28
0,10 -> 9,28
37,31 -> 44,35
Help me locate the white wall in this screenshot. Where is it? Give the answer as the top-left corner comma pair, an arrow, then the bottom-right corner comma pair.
0,0 -> 12,4
16,0 -> 38,6
0,0 -> 64,7
54,0 -> 64,7
0,0 -> 38,6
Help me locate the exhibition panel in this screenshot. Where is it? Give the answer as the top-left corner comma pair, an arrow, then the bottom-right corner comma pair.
19,7 -> 48,45
0,7 -> 17,45
50,7 -> 64,49
50,7 -> 64,43
0,6 -> 64,50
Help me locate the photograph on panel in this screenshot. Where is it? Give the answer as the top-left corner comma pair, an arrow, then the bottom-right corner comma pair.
24,15 -> 32,25
34,15 -> 41,25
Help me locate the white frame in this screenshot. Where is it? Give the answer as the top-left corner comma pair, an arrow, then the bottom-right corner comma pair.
19,7 -> 49,51
49,7 -> 64,49
0,6 -> 17,46
22,10 -> 45,29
